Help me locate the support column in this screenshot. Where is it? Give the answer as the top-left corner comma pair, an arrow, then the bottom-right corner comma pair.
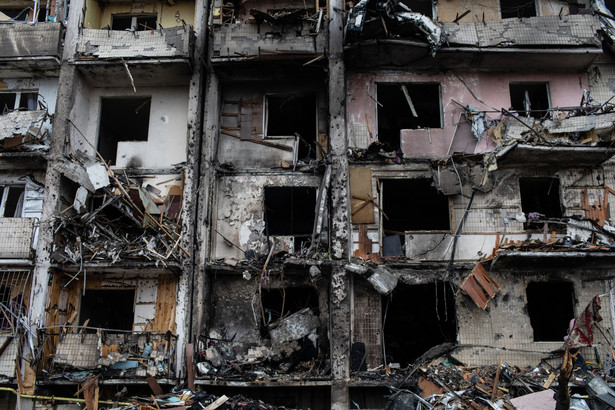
28,0 -> 85,338
178,0 -> 209,378
28,64 -> 77,328
328,0 -> 351,405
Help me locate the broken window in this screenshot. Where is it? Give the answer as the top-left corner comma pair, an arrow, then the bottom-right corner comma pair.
381,179 -> 450,235
260,287 -> 320,328
79,289 -> 135,330
260,287 -> 320,362
377,83 -> 441,150
0,92 -> 38,114
526,281 -> 574,342
0,186 -> 24,217
399,0 -> 433,17
500,0 -> 536,18
97,97 -> 151,165
265,95 -> 317,160
519,177 -> 562,229
383,282 -> 456,366
111,14 -> 157,31
264,186 -> 317,240
509,83 -> 549,118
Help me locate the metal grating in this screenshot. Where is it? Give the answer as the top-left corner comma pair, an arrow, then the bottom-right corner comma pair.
0,219 -> 34,259
0,270 -> 30,332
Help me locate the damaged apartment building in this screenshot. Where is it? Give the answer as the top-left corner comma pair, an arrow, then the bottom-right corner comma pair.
2,0 -> 615,405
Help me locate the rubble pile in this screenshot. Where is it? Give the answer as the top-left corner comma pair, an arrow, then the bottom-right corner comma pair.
125,390 -> 285,409
52,156 -> 186,266
197,308 -> 328,381
47,331 -> 177,379
351,349 -> 615,409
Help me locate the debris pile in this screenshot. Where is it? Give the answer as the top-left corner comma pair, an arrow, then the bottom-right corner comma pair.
71,376 -> 287,409
52,152 -> 186,266
197,307 -> 328,381
46,330 -> 177,379
346,0 -> 444,52
140,391 -> 285,409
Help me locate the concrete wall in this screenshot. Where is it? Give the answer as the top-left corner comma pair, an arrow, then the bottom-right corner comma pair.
435,0 -> 564,22
350,164 -> 612,261
68,85 -> 189,168
84,0 -> 195,29
346,71 -> 588,158
212,174 -> 321,260
455,271 -> 613,367
217,81 -> 327,168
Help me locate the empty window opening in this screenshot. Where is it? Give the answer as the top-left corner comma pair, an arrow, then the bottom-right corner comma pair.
509,83 -> 549,118
383,282 -> 456,366
0,186 -> 24,217
377,83 -> 441,150
261,287 -> 320,327
519,177 -> 562,229
381,179 -> 450,237
264,186 -> 317,237
527,281 -> 574,342
260,287 -> 320,361
500,0 -> 536,18
79,289 -> 135,330
265,95 -> 317,160
111,14 -> 157,31
400,0 -> 433,17
98,97 -> 151,165
0,92 -> 38,114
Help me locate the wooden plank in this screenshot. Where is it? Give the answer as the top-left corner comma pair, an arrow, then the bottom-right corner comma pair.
350,168 -> 375,224
152,275 -> 177,332
186,343 -> 195,391
204,395 -> 229,410
472,263 -> 496,298
147,376 -> 164,396
460,275 -> 488,310
221,130 -> 293,152
490,357 -> 502,401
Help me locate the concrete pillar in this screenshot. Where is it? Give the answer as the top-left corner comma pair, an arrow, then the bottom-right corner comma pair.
192,69 -> 220,342
330,266 -> 351,410
177,0 -> 209,378
328,0 -> 351,405
28,64 -> 77,328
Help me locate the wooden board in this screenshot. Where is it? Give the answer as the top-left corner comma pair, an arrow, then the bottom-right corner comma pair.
350,168 -> 375,224
152,275 -> 177,332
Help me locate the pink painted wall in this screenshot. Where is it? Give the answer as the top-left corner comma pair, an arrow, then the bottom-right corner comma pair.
346,72 -> 589,158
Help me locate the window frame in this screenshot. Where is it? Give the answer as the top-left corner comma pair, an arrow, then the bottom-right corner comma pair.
499,0 -> 538,19
111,13 -> 158,31
263,93 -> 318,140
509,82 -> 551,119
0,91 -> 39,113
0,185 -> 25,218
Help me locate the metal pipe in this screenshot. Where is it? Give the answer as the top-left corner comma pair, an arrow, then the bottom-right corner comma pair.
0,386 -> 132,406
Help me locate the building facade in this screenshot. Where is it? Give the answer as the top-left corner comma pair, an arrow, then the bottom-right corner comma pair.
1,0 -> 615,406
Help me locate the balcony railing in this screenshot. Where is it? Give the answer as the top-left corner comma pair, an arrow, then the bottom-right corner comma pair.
43,329 -> 177,379
0,23 -> 62,59
76,26 -> 193,60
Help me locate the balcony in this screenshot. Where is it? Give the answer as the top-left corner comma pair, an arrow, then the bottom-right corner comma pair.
344,14 -> 603,70
74,26 -> 194,87
211,21 -> 326,63
42,330 -> 177,380
0,22 -> 62,77
0,218 -> 34,259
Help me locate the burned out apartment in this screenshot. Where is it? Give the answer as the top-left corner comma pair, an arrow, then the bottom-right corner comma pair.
2,0 -> 615,406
